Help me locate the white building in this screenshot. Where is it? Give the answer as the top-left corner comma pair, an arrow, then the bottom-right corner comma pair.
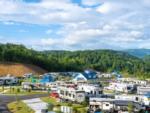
98,73 -> 112,78
137,86 -> 150,95
118,78 -> 147,86
0,76 -> 18,85
89,96 -> 145,112
78,84 -> 103,97
58,86 -> 85,103
105,82 -> 135,93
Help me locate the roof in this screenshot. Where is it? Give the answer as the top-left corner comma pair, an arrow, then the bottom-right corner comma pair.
82,72 -> 97,80
40,74 -> 54,83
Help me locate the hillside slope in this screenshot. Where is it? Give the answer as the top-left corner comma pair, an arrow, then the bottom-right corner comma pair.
0,62 -> 47,77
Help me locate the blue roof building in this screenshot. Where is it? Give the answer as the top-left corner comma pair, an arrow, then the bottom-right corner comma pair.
40,73 -> 54,84
83,70 -> 97,80
73,70 -> 97,83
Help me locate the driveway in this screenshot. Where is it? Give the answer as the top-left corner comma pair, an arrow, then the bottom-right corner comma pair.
0,94 -> 48,113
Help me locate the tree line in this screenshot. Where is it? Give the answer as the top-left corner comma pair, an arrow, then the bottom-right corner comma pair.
0,43 -> 149,78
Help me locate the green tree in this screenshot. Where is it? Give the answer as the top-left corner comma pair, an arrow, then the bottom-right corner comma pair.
128,102 -> 134,113
47,103 -> 54,111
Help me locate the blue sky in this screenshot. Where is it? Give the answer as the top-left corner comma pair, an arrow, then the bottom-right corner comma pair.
0,0 -> 150,50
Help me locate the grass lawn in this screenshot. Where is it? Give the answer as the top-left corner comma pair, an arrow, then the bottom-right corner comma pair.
2,86 -> 47,95
4,90 -> 47,95
7,101 -> 34,113
104,89 -> 115,94
41,97 -> 87,113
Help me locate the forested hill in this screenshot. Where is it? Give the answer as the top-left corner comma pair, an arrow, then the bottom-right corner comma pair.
0,43 -> 149,78
144,55 -> 150,73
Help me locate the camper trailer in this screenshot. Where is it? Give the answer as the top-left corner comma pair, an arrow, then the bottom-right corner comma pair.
0,76 -> 18,85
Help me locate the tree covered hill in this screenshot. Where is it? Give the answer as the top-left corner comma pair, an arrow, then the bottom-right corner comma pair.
144,55 -> 150,72
0,43 -> 149,78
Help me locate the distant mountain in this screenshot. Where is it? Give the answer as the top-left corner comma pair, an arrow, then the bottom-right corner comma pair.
124,49 -> 150,58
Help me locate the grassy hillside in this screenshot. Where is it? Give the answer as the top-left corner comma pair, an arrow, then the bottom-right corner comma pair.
0,62 -> 47,76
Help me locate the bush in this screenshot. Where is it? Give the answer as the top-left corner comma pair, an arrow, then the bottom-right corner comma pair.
16,88 -> 20,93
47,103 -> 54,111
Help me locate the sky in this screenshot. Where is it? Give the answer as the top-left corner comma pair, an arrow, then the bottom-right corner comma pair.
0,0 -> 150,50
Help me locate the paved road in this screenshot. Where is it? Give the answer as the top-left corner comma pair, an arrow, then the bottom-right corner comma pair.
0,94 -> 48,113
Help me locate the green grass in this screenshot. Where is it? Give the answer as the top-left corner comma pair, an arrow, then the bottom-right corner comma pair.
104,89 -> 115,94
4,90 -> 47,95
41,97 -> 87,112
7,101 -> 34,113
2,86 -> 47,95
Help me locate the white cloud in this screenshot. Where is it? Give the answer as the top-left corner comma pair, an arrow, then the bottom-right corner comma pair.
0,0 -> 97,24
0,0 -> 150,50
96,2 -> 113,14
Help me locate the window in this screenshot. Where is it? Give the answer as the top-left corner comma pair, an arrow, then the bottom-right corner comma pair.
135,97 -> 139,101
69,93 -> 71,97
94,91 -> 96,95
91,91 -> 93,94
99,91 -> 102,94
73,94 -> 75,98
106,104 -> 109,106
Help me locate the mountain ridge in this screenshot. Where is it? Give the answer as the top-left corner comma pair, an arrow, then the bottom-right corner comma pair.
124,49 -> 150,58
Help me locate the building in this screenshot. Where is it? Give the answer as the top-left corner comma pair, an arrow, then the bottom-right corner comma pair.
137,86 -> 150,95
78,84 -> 103,97
50,92 -> 59,99
118,78 -> 147,86
23,73 -> 34,78
98,73 -> 112,78
105,82 -> 135,93
89,97 -> 145,112
40,73 -> 54,84
22,82 -> 33,90
0,76 -> 18,85
72,70 -> 97,83
58,85 -> 85,103
72,73 -> 87,83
